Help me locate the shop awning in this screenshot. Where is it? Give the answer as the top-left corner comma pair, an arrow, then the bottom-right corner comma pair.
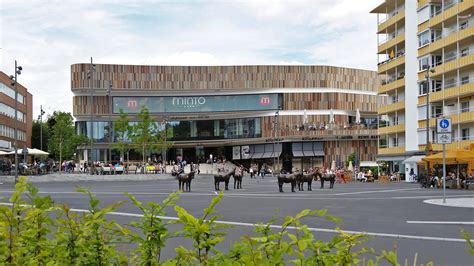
403,156 -> 424,164
292,142 -> 324,157
360,161 -> 378,167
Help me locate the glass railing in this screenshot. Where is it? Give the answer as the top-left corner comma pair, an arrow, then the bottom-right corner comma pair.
379,142 -> 405,148
378,30 -> 405,45
378,5 -> 405,25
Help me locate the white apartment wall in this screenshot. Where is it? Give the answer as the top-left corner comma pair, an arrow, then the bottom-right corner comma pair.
405,0 -> 419,152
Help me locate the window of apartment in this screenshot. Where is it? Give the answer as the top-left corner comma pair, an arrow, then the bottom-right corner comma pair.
431,106 -> 443,118
462,128 -> 470,140
0,103 -> 25,122
461,48 -> 469,57
461,101 -> 470,113
431,30 -> 442,42
460,20 -> 469,30
432,55 -> 442,66
0,83 -> 25,104
431,4 -> 442,17
418,55 -> 430,71
461,76 -> 470,85
432,80 -> 442,92
418,30 -> 430,47
444,78 -> 457,88
392,137 -> 399,147
418,6 -> 430,24
419,81 -> 428,95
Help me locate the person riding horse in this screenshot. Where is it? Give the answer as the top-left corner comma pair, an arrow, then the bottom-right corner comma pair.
277,169 -> 302,192
177,170 -> 196,192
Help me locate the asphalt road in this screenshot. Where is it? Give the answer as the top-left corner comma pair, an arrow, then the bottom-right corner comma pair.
1,175 -> 473,265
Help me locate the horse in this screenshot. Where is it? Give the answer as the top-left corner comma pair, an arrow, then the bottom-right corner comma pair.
233,167 -> 244,189
298,171 -> 317,191
320,172 -> 336,189
277,170 -> 302,192
214,168 -> 235,191
177,171 -> 196,192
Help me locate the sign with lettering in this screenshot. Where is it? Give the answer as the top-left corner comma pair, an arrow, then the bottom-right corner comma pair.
113,94 -> 280,114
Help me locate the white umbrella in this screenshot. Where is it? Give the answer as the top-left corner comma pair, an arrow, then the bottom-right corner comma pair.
8,148 -> 34,154
303,109 -> 308,125
331,160 -> 336,171
29,148 -> 49,156
329,109 -> 335,124
356,109 -> 361,124
0,151 -> 8,155
348,161 -> 354,172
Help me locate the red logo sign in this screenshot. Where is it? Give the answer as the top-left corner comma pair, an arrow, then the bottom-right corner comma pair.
127,100 -> 138,109
260,96 -> 271,106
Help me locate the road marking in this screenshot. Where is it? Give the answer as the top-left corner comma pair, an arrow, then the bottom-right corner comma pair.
0,202 -> 471,243
407,221 -> 474,225
332,188 -> 419,195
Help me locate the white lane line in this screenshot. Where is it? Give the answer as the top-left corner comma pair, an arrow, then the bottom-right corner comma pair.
0,202 -> 471,243
407,221 -> 474,225
332,188 -> 420,196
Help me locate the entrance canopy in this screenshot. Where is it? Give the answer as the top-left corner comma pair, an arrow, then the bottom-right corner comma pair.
359,161 -> 378,167
249,143 -> 282,159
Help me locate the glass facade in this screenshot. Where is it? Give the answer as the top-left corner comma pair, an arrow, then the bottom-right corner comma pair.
113,94 -> 281,114
76,117 -> 261,142
0,82 -> 25,104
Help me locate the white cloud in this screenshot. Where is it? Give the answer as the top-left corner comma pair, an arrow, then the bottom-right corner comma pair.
0,0 -> 380,118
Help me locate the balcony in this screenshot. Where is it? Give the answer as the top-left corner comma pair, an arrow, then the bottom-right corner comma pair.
379,77 -> 405,94
419,79 -> 474,105
378,34 -> 405,53
418,0 -> 430,8
378,55 -> 405,73
432,52 -> 474,77
378,10 -> 405,33
429,1 -> 473,28
418,110 -> 474,128
420,139 -> 474,152
418,21 -> 474,56
378,146 -> 405,155
378,123 -> 405,135
379,100 -> 405,114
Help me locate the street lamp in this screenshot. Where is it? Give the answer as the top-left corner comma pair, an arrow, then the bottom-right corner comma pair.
87,57 -> 96,175
9,60 -> 22,184
425,65 -> 435,154
38,105 -> 45,151
162,116 -> 168,172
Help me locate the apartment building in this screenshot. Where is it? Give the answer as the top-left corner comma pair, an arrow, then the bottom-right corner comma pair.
372,0 -> 474,177
0,71 -> 33,152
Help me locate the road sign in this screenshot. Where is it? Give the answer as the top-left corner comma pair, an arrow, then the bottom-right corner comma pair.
437,133 -> 452,144
437,118 -> 452,133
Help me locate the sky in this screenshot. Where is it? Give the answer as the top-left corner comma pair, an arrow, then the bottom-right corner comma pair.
0,0 -> 380,118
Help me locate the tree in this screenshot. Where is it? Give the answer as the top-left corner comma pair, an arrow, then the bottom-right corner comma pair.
112,109 -> 131,163
31,120 -> 50,151
48,112 -> 87,167
129,107 -> 159,164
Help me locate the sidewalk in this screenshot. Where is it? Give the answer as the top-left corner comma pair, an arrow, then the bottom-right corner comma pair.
0,173 -> 213,183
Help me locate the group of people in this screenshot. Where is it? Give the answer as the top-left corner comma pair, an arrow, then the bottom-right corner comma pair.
422,168 -> 474,189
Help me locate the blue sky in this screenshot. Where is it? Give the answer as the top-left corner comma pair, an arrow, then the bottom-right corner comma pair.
0,0 -> 380,117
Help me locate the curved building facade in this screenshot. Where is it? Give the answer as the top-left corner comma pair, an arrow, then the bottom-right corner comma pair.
71,64 -> 380,170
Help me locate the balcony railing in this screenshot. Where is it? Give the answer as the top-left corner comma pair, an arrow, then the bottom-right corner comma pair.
377,50 -> 405,66
378,5 -> 405,24
378,29 -> 405,45
379,142 -> 406,148
381,72 -> 405,85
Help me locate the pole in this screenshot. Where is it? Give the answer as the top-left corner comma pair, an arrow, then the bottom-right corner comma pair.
108,82 -> 112,164
13,60 -> 19,184
89,57 -> 94,175
276,110 -> 280,173
442,143 -> 446,203
40,105 -> 43,151
425,66 -> 430,153
273,114 -> 276,175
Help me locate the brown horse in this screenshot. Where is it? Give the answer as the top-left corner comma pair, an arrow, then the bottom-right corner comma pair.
177,171 -> 196,192
214,168 -> 235,191
278,170 -> 302,192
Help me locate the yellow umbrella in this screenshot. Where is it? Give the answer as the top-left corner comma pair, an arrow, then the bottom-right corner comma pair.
422,149 -> 474,164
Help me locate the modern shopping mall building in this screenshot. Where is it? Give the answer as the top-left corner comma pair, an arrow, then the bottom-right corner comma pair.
371,0 -> 474,177
71,64 -> 380,170
0,71 -> 33,152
